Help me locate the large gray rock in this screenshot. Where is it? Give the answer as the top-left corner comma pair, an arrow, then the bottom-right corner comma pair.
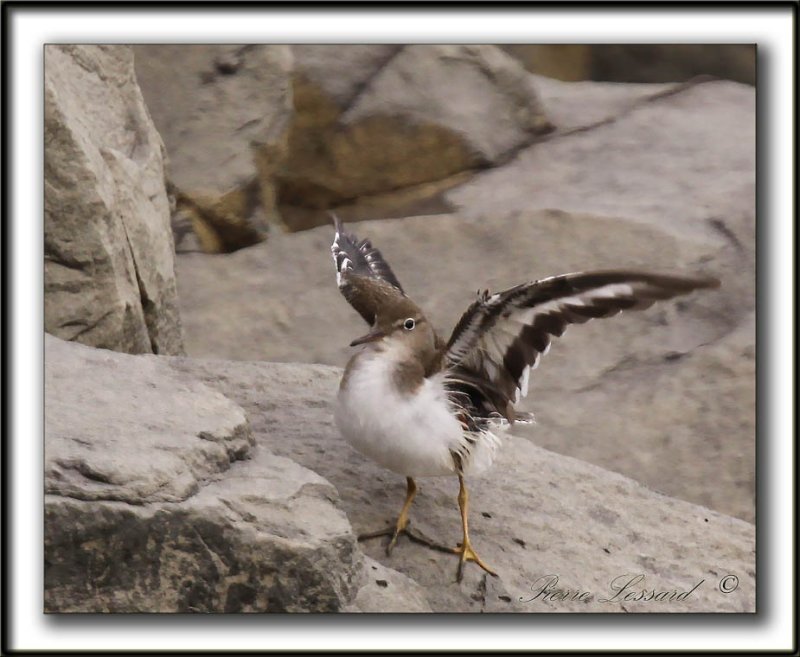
44,45 -> 184,355
174,357 -> 756,613
44,336 -> 754,612
45,334 -> 251,504
44,335 -> 425,612
43,45 -> 183,354
279,45 -> 554,229
447,77 -> 755,252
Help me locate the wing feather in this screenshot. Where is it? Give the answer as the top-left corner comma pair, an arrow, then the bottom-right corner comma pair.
330,214 -> 404,292
330,214 -> 406,324
444,270 -> 720,423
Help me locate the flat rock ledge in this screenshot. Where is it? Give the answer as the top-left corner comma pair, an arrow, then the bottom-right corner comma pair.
45,336 -> 754,613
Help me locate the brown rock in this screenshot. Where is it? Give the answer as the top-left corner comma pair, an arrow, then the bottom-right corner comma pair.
590,45 -> 756,85
279,45 -> 554,229
500,45 -> 593,81
499,45 -> 755,86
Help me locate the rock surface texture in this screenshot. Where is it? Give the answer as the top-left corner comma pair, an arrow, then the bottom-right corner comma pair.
278,45 -> 554,229
132,44 -> 554,237
175,76 -> 755,523
133,45 -> 294,253
44,336 -> 755,612
44,335 -> 429,613
44,45 -> 184,355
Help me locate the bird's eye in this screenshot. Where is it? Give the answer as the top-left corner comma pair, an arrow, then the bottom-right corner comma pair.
403,318 -> 416,331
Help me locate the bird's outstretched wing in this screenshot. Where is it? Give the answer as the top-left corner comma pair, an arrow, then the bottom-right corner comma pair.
330,214 -> 405,325
443,270 -> 720,422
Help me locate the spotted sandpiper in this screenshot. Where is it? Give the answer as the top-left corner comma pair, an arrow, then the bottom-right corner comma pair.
330,214 -> 719,582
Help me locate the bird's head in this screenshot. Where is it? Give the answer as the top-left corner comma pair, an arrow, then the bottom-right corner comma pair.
349,293 -> 437,359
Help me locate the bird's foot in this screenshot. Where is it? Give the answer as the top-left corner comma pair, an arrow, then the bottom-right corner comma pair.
356,523 -> 405,556
454,539 -> 498,583
357,521 -> 453,557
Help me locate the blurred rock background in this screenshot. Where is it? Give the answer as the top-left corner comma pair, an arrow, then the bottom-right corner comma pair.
501,44 -> 755,85
44,44 -> 755,612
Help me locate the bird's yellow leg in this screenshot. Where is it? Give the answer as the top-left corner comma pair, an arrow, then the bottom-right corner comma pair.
455,474 -> 497,582
386,476 -> 417,553
357,477 -> 453,556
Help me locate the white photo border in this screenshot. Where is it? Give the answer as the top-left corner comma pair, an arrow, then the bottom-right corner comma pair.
5,3 -> 795,653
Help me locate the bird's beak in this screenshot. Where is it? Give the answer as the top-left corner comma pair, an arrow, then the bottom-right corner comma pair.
350,328 -> 386,347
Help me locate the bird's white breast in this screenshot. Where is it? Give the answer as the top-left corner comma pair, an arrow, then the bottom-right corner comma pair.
335,346 -> 468,477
